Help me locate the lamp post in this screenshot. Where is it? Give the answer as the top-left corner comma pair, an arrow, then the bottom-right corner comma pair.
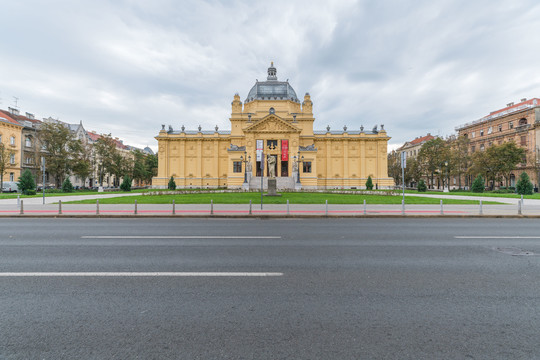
444,160 -> 449,192
240,152 -> 251,185
295,152 -> 304,184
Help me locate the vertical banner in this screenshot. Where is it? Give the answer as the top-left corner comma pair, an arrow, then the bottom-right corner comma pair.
256,140 -> 263,161
401,151 -> 407,168
281,140 -> 289,161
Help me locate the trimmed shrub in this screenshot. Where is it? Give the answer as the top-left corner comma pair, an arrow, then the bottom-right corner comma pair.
365,176 -> 373,190
168,176 -> 177,190
62,178 -> 74,193
471,175 -> 484,193
417,179 -> 427,192
25,190 -> 36,196
17,169 -> 36,195
120,176 -> 132,192
516,172 -> 533,195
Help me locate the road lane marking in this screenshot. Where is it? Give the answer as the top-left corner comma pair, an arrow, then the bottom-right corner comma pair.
455,236 -> 540,239
81,236 -> 282,239
0,272 -> 283,277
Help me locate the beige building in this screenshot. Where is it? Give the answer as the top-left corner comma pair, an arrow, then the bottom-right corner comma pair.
153,63 -> 393,190
456,98 -> 540,187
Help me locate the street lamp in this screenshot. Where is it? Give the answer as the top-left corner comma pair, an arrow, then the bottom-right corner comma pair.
444,160 -> 449,192
240,151 -> 251,185
295,152 -> 304,184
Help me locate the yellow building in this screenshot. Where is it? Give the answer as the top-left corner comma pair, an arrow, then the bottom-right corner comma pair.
153,63 -> 393,190
0,108 -> 24,185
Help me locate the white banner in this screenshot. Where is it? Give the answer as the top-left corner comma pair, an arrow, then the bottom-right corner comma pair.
401,151 -> 407,169
256,140 -> 263,161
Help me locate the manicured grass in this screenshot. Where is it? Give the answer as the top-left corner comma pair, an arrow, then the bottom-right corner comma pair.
404,189 -> 540,199
0,189 -> 150,199
66,192 -> 502,205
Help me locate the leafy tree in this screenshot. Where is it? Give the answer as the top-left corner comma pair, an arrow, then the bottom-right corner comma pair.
17,169 -> 36,195
120,175 -> 132,192
470,142 -> 525,189
406,157 -> 422,187
38,121 -> 81,188
516,172 -> 533,195
145,154 -> 158,183
497,142 -> 526,187
365,176 -> 373,190
132,150 -> 149,186
168,176 -> 176,190
387,151 -> 401,185
418,138 -> 449,189
417,179 -> 427,192
62,177 -> 74,192
448,135 -> 470,189
71,140 -> 93,188
471,174 -> 485,193
94,134 -> 118,186
0,143 -> 15,193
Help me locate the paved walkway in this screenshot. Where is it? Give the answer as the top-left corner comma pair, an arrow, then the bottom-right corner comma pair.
0,192 -> 538,217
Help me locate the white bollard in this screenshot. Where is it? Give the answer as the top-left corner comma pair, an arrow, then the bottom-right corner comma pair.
325,200 -> 328,216
363,199 -> 366,215
479,200 -> 483,215
249,200 -> 252,215
20,200 -> 24,215
211,200 -> 214,215
440,200 -> 443,215
402,199 -> 405,215
59,200 -> 62,215
518,200 -> 522,215
287,199 -> 290,216
172,199 -> 175,215
134,200 -> 137,215
96,199 -> 99,215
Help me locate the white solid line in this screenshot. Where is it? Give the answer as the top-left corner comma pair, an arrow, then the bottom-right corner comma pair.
455,236 -> 540,239
0,272 -> 284,277
81,236 -> 282,239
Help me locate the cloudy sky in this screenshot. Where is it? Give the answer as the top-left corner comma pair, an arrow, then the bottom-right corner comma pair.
1,0 -> 540,151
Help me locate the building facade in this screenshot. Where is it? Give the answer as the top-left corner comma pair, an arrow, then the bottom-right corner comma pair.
456,98 -> 540,188
0,108 -> 24,185
153,63 -> 393,190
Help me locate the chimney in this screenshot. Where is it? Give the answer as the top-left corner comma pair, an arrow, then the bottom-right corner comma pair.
8,107 -> 19,115
25,112 -> 34,119
507,102 -> 514,107
521,98 -> 527,102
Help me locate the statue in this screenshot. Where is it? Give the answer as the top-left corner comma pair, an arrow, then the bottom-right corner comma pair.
292,159 -> 298,172
267,155 -> 276,178
246,160 -> 252,172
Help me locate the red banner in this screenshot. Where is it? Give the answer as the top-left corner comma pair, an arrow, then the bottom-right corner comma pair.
281,140 -> 288,161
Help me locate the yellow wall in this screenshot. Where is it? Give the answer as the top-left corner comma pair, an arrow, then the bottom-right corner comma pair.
153,92 -> 393,189
0,120 -> 23,183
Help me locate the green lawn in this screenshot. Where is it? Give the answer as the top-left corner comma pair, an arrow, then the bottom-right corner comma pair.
404,189 -> 540,199
65,192 -> 502,205
0,189 -> 150,199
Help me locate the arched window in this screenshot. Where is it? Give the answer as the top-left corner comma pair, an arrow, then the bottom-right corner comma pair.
519,118 -> 527,125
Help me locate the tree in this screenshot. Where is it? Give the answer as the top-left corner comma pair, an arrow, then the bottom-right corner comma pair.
387,151 -> 401,185
18,169 -> 36,195
0,143 -> 15,193
132,150 -> 149,186
418,138 -> 449,189
93,134 -> 118,186
38,121 -> 81,188
168,176 -> 176,190
448,135 -> 470,189
365,176 -> 373,190
417,179 -> 427,192
120,175 -> 132,192
71,140 -> 93,188
405,157 -> 422,187
470,142 -> 524,189
145,154 -> 158,183
471,174 -> 485,193
62,177 -> 74,192
497,142 -> 526,187
516,172 -> 533,195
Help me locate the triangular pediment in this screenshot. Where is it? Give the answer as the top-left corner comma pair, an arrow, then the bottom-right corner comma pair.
244,114 -> 301,133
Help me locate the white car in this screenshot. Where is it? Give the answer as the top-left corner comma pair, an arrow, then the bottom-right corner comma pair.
1,181 -> 19,193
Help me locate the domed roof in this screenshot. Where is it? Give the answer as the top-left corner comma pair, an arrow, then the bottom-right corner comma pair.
245,62 -> 299,103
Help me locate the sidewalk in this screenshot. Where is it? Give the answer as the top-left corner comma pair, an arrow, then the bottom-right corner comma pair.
0,193 -> 538,217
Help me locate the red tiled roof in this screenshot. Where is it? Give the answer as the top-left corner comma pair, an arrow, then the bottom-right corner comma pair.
87,131 -> 102,142
87,131 -> 128,150
487,98 -> 540,117
0,109 -> 25,127
409,134 -> 434,145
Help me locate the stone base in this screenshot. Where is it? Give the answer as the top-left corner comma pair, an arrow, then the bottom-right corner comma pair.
242,182 -> 250,191
266,178 -> 280,196
98,186 -> 104,193
295,182 -> 302,190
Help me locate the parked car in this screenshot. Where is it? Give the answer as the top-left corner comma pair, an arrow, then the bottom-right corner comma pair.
1,181 -> 19,193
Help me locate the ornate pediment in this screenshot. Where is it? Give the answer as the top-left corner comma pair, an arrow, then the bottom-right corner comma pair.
244,114 -> 301,134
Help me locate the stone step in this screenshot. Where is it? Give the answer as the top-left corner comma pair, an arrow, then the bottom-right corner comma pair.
249,177 -> 295,190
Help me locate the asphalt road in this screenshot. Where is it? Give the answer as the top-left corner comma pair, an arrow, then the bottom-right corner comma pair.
1,218 -> 540,359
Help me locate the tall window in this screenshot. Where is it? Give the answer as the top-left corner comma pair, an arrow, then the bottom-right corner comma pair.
471,131 -> 476,138
25,137 -> 32,147
9,173 -> 14,181
303,161 -> 312,173
10,136 -> 15,145
10,154 -> 15,164
233,161 -> 242,173
509,121 -> 513,129
480,129 -> 484,136
487,126 -> 492,134
521,135 -> 527,146
498,124 -> 502,132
